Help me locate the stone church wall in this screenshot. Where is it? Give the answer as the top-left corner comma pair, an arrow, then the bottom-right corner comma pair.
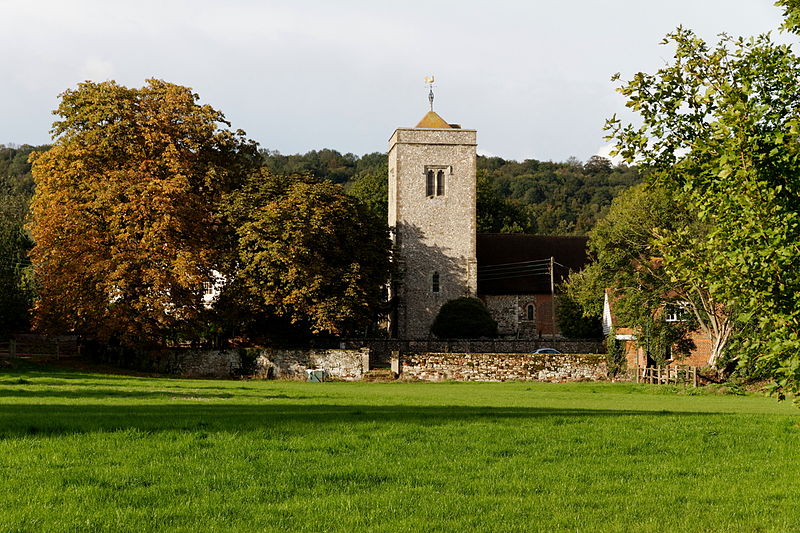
482,294 -> 558,339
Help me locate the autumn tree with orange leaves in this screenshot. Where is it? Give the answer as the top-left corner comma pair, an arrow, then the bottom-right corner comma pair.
29,79 -> 258,346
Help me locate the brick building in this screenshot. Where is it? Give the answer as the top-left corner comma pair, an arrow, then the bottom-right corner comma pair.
477,234 -> 589,338
602,289 -> 713,367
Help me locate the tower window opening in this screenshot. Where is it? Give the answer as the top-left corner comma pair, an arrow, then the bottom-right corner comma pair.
432,272 -> 440,293
425,167 -> 448,197
526,304 -> 535,322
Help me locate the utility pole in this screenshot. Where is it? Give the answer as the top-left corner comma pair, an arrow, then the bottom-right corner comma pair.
550,256 -> 556,341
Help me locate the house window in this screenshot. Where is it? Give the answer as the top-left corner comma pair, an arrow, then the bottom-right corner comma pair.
426,170 -> 435,197
432,272 -> 440,293
526,304 -> 535,322
436,170 -> 445,196
203,281 -> 214,296
665,302 -> 689,322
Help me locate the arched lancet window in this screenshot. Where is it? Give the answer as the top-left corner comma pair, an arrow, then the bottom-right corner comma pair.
526,304 -> 535,322
436,169 -> 445,196
432,272 -> 440,293
426,170 -> 435,197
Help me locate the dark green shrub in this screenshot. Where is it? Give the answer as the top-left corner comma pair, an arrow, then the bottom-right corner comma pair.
430,297 -> 498,339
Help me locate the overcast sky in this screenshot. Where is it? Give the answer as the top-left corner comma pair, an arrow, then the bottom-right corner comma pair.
0,0 -> 790,162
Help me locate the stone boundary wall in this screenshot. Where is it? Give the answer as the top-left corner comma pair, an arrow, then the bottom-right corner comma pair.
343,338 -> 604,367
253,348 -> 368,381
146,348 -> 369,380
397,352 -> 608,382
345,339 -> 603,354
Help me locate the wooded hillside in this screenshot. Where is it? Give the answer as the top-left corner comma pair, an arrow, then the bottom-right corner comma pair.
258,149 -> 642,236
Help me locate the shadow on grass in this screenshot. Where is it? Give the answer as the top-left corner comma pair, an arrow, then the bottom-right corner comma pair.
0,388 -> 305,400
0,363 -> 159,382
0,403 -> 727,437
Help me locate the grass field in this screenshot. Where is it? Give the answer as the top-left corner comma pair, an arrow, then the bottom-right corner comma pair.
0,365 -> 798,532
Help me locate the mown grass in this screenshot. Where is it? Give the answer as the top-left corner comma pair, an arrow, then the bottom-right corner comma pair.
0,365 -> 798,532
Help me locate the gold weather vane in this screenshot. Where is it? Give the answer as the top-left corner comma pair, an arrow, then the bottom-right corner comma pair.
424,76 -> 435,111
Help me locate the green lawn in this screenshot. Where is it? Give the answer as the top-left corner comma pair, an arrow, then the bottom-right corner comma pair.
0,365 -> 798,532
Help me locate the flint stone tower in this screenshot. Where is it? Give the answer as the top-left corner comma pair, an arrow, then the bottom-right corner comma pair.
388,110 -> 478,338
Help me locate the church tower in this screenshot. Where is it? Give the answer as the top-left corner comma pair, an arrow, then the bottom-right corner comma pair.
388,92 -> 478,338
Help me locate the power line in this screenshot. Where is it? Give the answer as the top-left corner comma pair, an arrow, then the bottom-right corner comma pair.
479,267 -> 552,280
478,258 -> 551,271
478,266 -> 551,277
478,271 -> 552,282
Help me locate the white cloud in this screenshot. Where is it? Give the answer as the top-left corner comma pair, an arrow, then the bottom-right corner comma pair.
594,143 -> 625,166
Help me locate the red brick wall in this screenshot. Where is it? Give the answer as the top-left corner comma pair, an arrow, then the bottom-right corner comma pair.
621,328 -> 712,368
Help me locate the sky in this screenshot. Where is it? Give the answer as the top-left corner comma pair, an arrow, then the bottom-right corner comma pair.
0,0 -> 791,162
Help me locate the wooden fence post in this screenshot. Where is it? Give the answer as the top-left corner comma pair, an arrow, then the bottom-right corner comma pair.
9,340 -> 15,358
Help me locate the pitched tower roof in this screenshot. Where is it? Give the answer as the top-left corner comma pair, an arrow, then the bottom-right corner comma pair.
415,111 -> 452,129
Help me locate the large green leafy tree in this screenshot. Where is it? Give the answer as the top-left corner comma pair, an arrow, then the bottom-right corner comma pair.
606,21 -> 800,393
225,170 -> 391,336
565,183 -> 708,365
29,80 -> 258,347
777,0 -> 800,32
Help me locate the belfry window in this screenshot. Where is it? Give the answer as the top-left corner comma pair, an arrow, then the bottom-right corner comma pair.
425,166 -> 448,197
432,272 -> 440,293
426,170 -> 435,197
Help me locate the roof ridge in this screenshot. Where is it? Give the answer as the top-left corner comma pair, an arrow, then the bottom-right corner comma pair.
477,233 -> 588,239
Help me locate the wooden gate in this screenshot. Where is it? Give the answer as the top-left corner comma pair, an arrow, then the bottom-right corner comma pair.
635,366 -> 698,387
